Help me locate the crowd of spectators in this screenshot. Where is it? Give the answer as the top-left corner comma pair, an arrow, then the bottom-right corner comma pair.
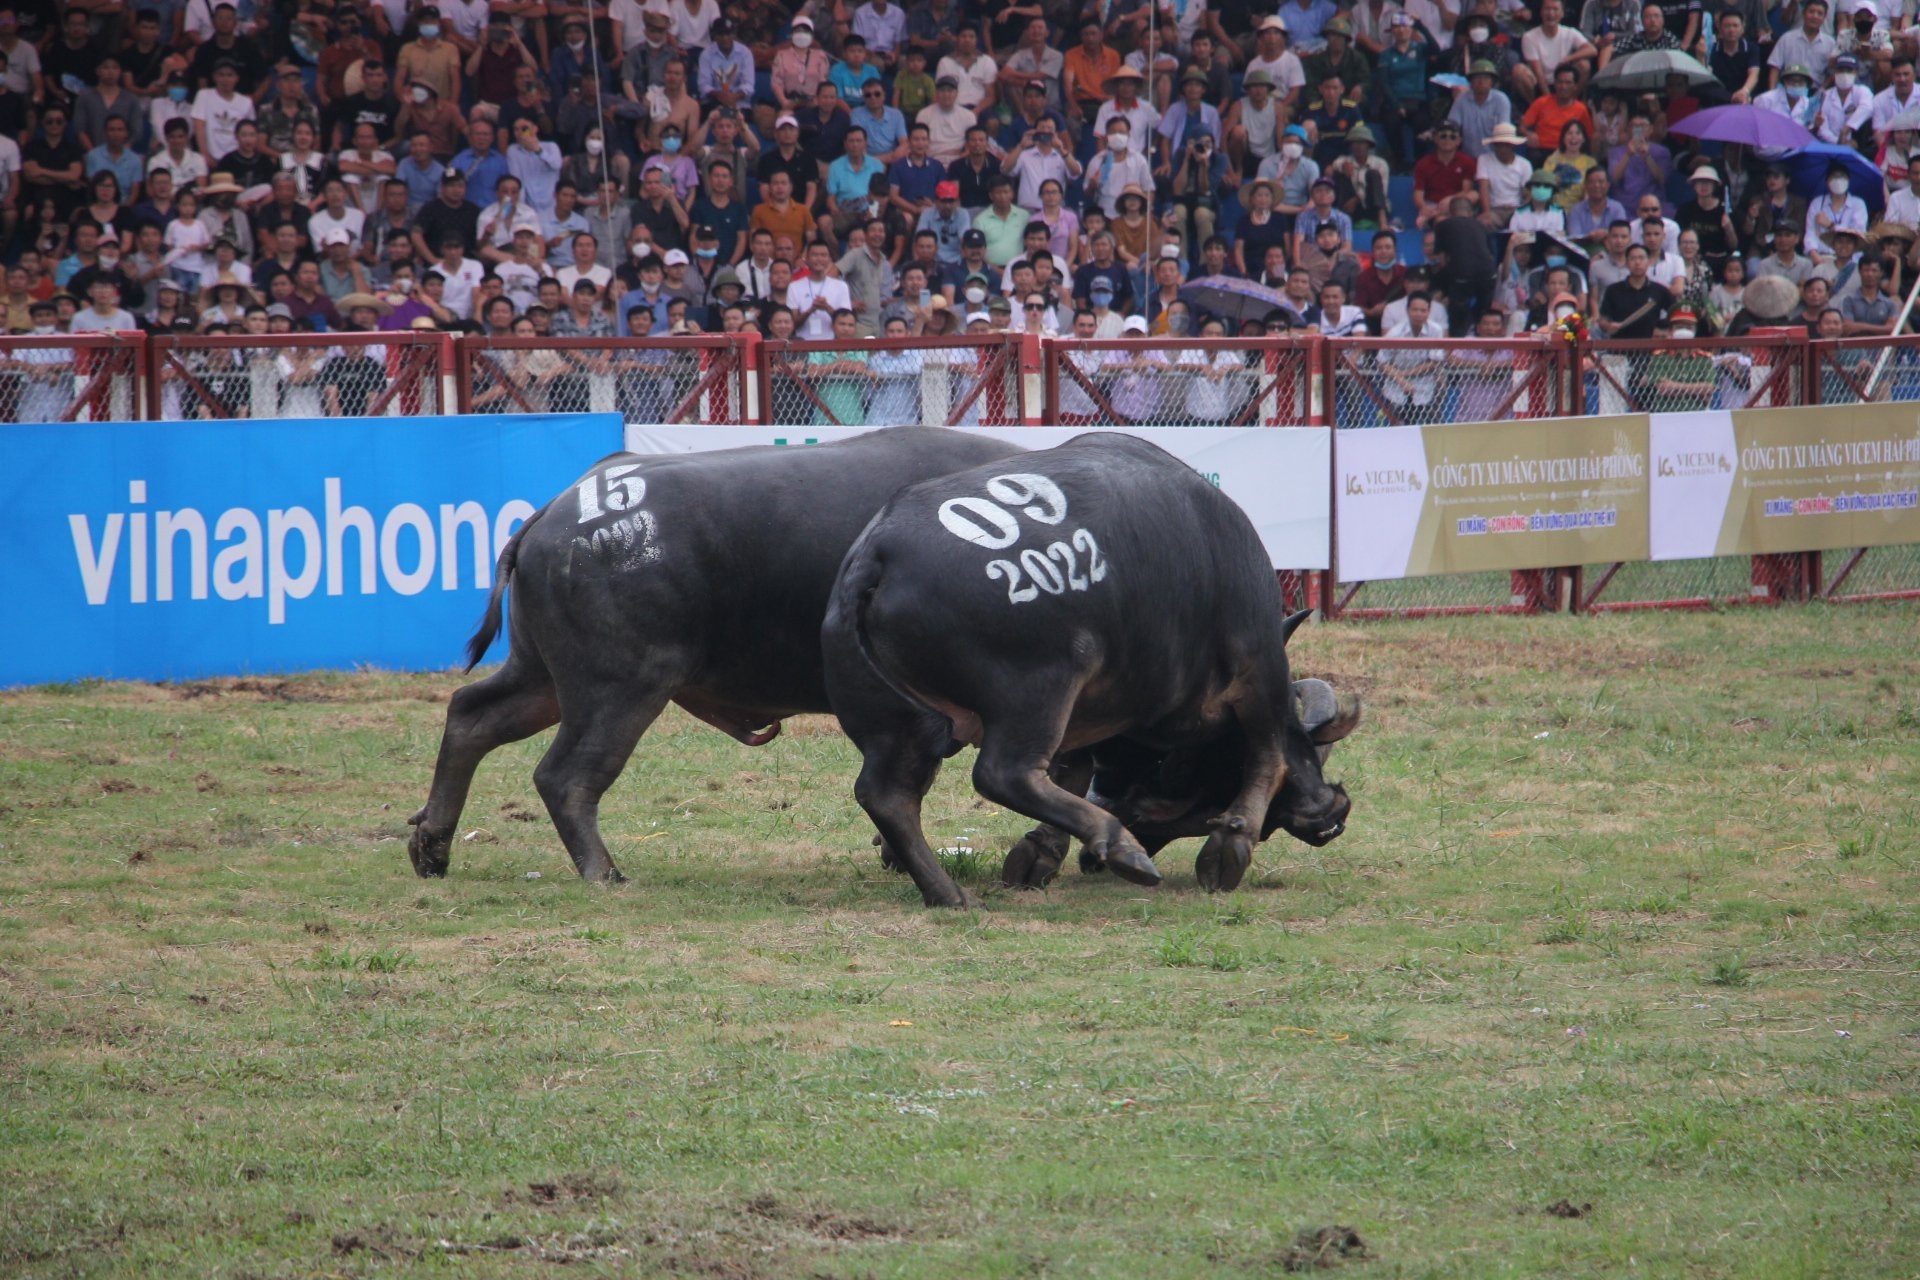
1,0 -> 1918,365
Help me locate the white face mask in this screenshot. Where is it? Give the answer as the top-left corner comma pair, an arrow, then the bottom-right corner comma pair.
965,285 -> 986,303
411,85 -> 429,103
1281,141 -> 1304,159
567,38 -> 585,51
1830,176 -> 1850,195
1468,24 -> 1488,40
99,254 -> 120,269
1672,327 -> 1695,338
632,243 -> 649,258
1109,132 -> 1130,152
1835,72 -> 1856,90
1787,84 -> 1806,100
792,29 -> 812,48
586,137 -> 604,155
34,323 -> 56,334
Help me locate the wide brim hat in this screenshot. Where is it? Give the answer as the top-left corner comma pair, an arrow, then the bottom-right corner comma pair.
339,291 -> 393,315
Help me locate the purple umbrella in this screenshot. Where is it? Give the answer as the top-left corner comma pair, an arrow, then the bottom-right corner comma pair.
1178,275 -> 1298,324
1666,104 -> 1815,151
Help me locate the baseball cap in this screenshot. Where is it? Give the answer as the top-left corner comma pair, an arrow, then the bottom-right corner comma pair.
266,302 -> 294,319
1122,314 -> 1148,333
965,310 -> 991,324
791,13 -> 814,26
322,228 -> 351,246
962,229 -> 986,247
936,73 -> 960,88
663,248 -> 690,266
1159,243 -> 1181,259
776,113 -> 799,128
935,179 -> 960,199
1258,14 -> 1287,30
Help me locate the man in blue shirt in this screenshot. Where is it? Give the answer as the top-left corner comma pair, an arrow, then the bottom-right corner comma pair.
698,18 -> 755,111
889,123 -> 943,220
1155,71 -> 1223,178
1282,0 -> 1339,51
447,119 -> 509,209
851,79 -> 910,161
822,125 -> 886,247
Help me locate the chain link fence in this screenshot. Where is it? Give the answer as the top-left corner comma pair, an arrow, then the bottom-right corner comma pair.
1326,337 -> 1566,428
458,335 -> 747,423
148,333 -> 447,420
1582,336 -> 1805,416
1047,337 -> 1316,426
762,336 -> 1022,428
0,336 -> 142,423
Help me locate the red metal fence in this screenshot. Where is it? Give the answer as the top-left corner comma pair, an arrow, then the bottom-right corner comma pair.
3,327 -> 1915,616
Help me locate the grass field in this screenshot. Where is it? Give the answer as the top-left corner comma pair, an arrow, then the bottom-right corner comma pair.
2,606 -> 1917,1279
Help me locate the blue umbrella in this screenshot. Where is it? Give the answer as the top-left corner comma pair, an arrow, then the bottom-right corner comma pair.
1784,142 -> 1885,214
1178,275 -> 1297,324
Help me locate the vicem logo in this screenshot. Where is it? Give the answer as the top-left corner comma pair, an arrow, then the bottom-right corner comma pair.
68,479 -> 535,625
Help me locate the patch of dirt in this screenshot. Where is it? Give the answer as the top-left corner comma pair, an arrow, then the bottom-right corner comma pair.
1280,1225 -> 1370,1272
193,772 -> 221,792
98,778 -> 140,794
503,1173 -> 620,1208
304,921 -> 331,935
743,1193 -> 905,1242
128,849 -> 150,865
330,1229 -> 414,1260
1545,1199 -> 1593,1219
166,677 -> 340,703
1732,717 -> 1773,733
500,801 -> 540,822
264,764 -> 303,776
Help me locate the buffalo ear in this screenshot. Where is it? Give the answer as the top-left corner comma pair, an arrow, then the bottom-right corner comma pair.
1281,609 -> 1314,646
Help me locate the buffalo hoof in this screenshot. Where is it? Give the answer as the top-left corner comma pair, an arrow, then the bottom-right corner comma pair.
925,885 -> 983,910
1078,843 -> 1105,875
1002,831 -> 1067,889
1099,835 -> 1163,887
408,826 -> 452,878
873,834 -> 908,874
1194,829 -> 1253,893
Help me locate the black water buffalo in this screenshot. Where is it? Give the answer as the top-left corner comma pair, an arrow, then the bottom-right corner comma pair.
407,428 -> 1025,883
998,678 -> 1362,889
822,432 -> 1353,909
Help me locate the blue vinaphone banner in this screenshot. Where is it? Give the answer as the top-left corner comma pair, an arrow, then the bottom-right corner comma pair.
0,413 -> 622,687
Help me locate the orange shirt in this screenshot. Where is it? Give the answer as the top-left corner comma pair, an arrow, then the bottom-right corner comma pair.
1063,46 -> 1123,109
1521,97 -> 1594,153
751,199 -> 815,248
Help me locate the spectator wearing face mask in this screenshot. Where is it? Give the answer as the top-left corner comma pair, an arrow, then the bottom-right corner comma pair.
1818,54 -> 1874,147
1805,165 -> 1870,261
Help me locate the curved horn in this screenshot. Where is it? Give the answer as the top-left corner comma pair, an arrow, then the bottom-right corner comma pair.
1295,677 -> 1363,745
1281,608 -> 1314,645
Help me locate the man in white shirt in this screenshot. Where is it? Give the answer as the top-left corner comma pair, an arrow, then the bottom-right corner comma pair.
1885,161 -> 1920,230
147,120 -> 209,191
1520,0 -> 1596,89
476,173 -> 543,264
934,28 -> 997,112
917,77 -> 977,163
557,232 -> 613,292
787,239 -> 851,338
1475,124 -> 1533,225
310,183 -> 369,250
191,61 -> 256,163
1092,66 -> 1161,141
1818,53 -> 1874,144
1244,16 -> 1307,108
1871,56 -> 1920,144
1085,117 -> 1155,218
1004,120 -> 1081,208
1638,217 -> 1686,290
430,232 -> 487,319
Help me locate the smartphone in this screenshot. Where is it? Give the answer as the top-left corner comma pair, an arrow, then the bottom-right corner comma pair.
919,287 -> 931,307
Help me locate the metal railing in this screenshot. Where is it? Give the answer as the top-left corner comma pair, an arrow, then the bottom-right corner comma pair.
0,335 -> 143,423
758,335 -> 1025,428
3,328 -> 1913,618
1045,336 -> 1317,427
148,332 -> 450,420
455,333 -> 747,424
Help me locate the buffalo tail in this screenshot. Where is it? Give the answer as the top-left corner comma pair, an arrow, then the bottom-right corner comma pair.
463,504 -> 545,672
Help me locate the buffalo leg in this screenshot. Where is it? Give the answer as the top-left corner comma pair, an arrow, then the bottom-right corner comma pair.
408,655 -> 561,878
971,708 -> 1161,889
1194,701 -> 1288,894
853,719 -> 976,909
532,688 -> 673,883
1001,751 -> 1092,889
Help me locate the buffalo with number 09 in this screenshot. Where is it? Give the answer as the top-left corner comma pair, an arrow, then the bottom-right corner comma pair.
822,431 -> 1355,909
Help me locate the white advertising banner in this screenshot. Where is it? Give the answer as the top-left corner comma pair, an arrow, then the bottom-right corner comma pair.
623,424 -> 1333,569
1649,410 -> 1740,561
